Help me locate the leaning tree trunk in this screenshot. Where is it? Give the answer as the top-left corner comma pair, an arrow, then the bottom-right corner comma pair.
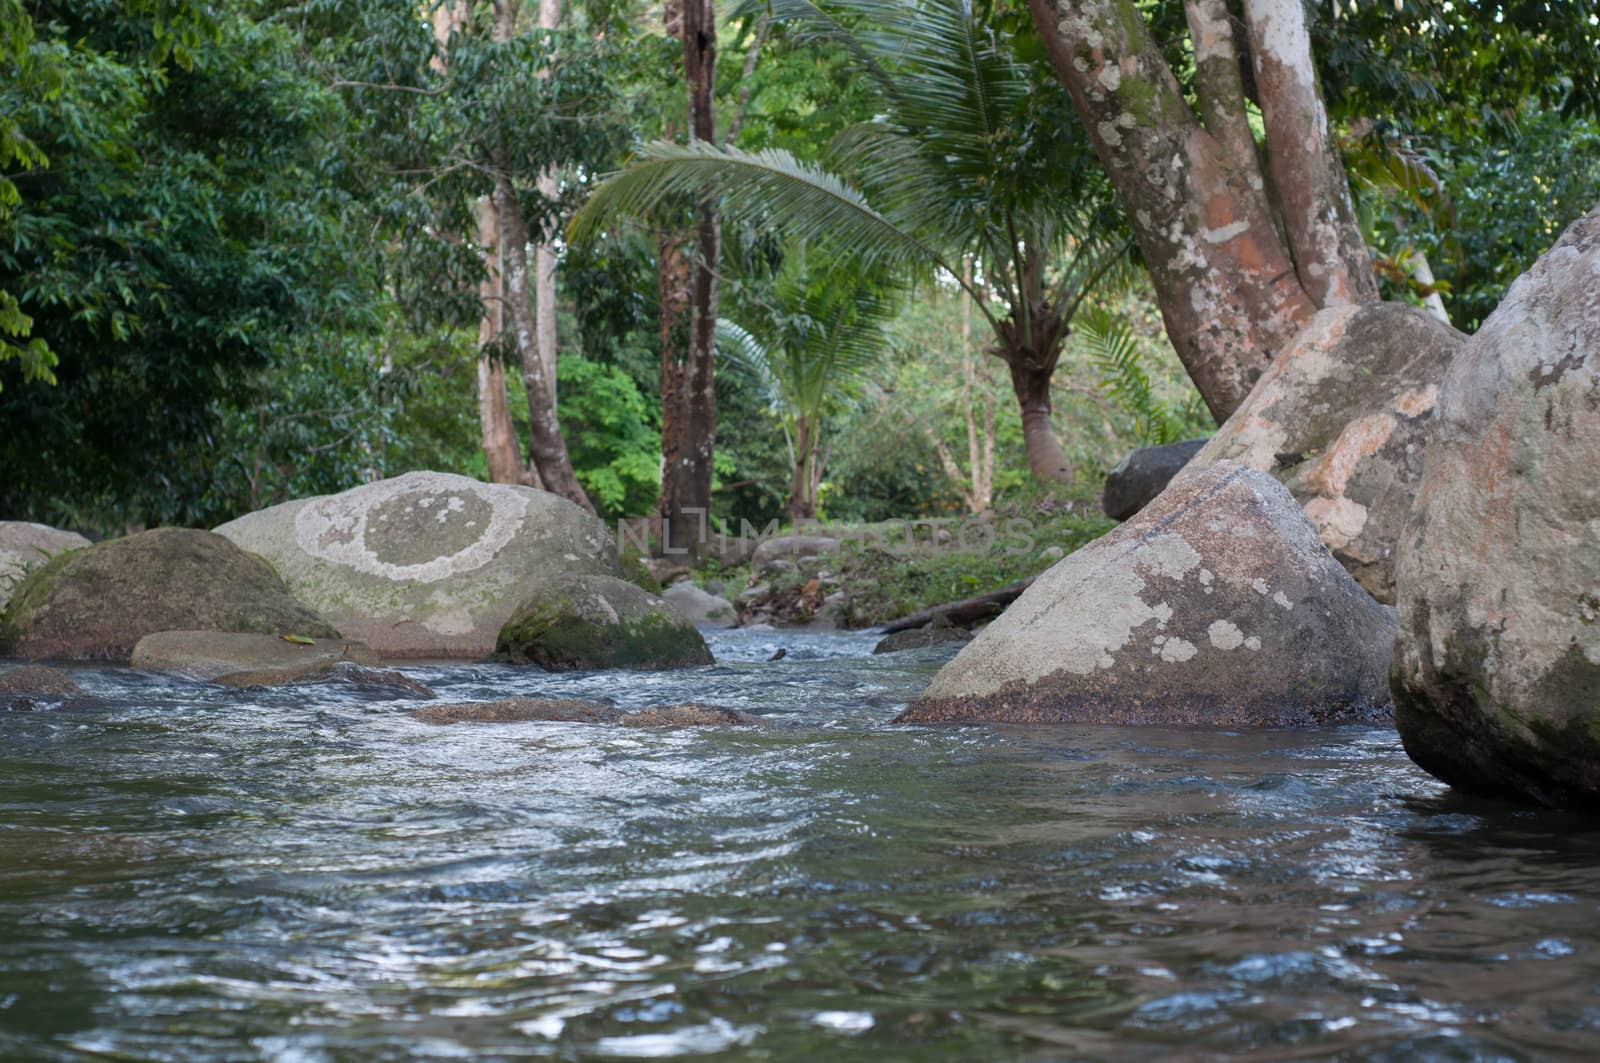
1027,0 -> 1375,421
661,0 -> 720,558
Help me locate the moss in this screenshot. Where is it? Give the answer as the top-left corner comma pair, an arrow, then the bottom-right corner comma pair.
0,549 -> 79,650
495,579 -> 712,672
618,546 -> 662,594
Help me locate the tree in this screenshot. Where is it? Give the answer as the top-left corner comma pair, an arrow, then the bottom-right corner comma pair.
572,0 -> 1132,487
715,256 -> 895,521
1024,0 -> 1376,420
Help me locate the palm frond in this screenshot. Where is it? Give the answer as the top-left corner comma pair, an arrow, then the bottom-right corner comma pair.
568,140 -> 945,277
1076,305 -> 1183,446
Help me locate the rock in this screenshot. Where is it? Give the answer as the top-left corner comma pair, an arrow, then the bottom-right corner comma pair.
662,582 -> 738,629
896,462 -> 1396,727
641,557 -> 692,587
735,583 -> 770,605
410,697 -> 621,725
0,522 -> 90,613
1102,439 -> 1208,521
619,703 -> 765,729
496,574 -> 715,671
0,528 -> 338,662
216,660 -> 434,697
873,625 -> 973,654
130,630 -> 380,681
1188,304 -> 1466,603
214,471 -> 615,659
751,535 -> 839,571
0,664 -> 84,710
1391,205 -> 1600,808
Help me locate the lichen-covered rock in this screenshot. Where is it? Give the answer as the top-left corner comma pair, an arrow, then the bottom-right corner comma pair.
0,522 -> 90,613
214,471 -> 616,659
410,697 -> 621,725
872,625 -> 973,654
1392,204 -> 1600,809
0,529 -> 338,662
662,582 -> 737,629
897,462 -> 1395,727
618,703 -> 764,729
496,574 -> 714,671
1189,303 -> 1466,603
1102,438 -> 1208,520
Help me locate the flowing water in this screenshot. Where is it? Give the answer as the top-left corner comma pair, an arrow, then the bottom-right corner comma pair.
4,630 -> 1600,1061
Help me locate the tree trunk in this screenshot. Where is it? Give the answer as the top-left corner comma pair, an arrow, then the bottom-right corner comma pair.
1027,0 -> 1354,420
1008,358 -> 1075,486
787,415 -> 820,523
496,171 -> 592,512
1242,0 -> 1377,308
473,196 -> 529,486
662,0 -> 719,558
534,0 -> 561,402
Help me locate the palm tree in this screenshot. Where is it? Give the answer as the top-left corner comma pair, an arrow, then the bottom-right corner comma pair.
715,259 -> 896,522
571,0 -> 1131,486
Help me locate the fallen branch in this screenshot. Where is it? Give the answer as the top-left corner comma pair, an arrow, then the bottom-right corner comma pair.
879,576 -> 1035,634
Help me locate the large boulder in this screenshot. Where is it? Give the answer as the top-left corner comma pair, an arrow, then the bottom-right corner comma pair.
896,462 -> 1395,727
495,574 -> 714,671
1102,438 -> 1208,520
0,528 -> 338,662
1392,204 -> 1600,809
0,522 -> 90,613
214,471 -> 616,659
1188,303 -> 1466,603
662,581 -> 737,629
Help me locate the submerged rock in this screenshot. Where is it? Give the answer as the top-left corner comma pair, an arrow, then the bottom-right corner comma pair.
0,522 -> 90,613
897,462 -> 1395,727
0,528 -> 337,662
0,664 -> 83,710
496,574 -> 714,671
1392,204 -> 1600,809
130,630 -> 379,681
662,581 -> 738,629
214,471 -> 615,659
410,697 -> 621,725
872,625 -> 973,654
618,703 -> 765,729
1102,438 -> 1208,521
1188,303 -> 1465,603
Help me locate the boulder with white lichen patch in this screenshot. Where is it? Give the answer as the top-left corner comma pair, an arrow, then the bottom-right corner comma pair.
1187,303 -> 1465,603
896,461 -> 1396,727
214,472 -> 616,659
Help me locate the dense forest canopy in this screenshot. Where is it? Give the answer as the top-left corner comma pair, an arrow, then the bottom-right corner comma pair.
1,0 -> 1596,535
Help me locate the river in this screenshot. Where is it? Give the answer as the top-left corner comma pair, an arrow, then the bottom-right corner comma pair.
3,630 -> 1599,1060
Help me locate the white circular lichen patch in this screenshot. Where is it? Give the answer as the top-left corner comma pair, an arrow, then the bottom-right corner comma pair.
293,473 -> 531,583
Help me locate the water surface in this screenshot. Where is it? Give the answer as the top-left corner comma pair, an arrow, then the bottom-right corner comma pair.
4,630 -> 1600,1060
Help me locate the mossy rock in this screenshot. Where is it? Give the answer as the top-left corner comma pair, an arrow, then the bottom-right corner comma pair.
0,528 -> 338,662
495,574 -> 714,672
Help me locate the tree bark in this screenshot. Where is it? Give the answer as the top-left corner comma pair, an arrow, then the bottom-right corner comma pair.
661,0 -> 720,558
1242,0 -> 1377,308
474,196 -> 530,485
1027,0 -> 1322,420
1008,357 -> 1075,487
492,1 -> 589,511
534,0 -> 561,402
787,414 -> 817,523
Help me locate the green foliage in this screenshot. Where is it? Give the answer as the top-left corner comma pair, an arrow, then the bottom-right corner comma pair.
556,355 -> 660,519
1076,306 -> 1197,446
